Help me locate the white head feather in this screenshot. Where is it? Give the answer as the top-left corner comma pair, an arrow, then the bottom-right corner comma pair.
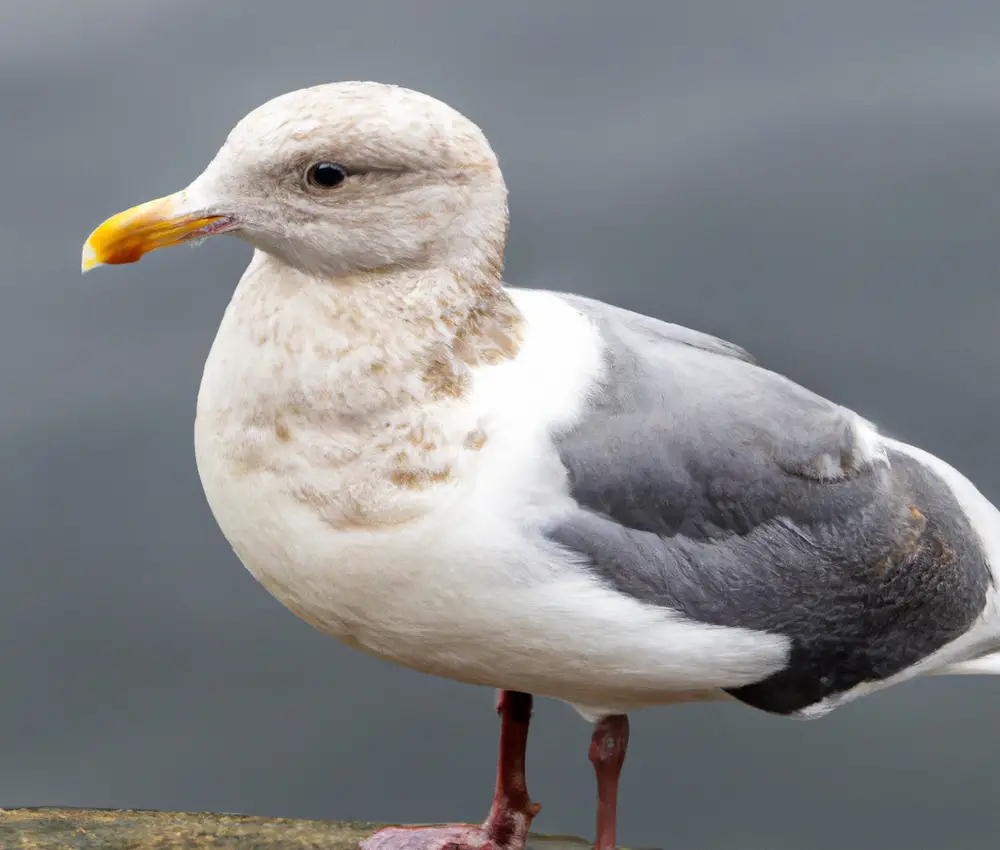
187,81 -> 508,280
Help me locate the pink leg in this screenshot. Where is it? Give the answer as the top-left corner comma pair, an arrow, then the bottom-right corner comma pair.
589,714 -> 630,850
360,691 -> 540,850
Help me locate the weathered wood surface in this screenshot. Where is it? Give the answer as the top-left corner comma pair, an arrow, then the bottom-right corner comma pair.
0,808 -> 598,849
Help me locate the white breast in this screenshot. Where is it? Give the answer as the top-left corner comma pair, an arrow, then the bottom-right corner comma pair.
194,278 -> 789,709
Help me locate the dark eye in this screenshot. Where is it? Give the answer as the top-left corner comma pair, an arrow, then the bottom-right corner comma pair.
306,162 -> 348,188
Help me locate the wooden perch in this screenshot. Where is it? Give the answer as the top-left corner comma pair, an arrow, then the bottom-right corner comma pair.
0,807 -> 597,849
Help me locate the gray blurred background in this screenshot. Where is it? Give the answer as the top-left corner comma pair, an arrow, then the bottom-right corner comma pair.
3,2 -> 1000,848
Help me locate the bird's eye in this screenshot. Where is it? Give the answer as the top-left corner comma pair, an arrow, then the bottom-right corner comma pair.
306,162 -> 349,188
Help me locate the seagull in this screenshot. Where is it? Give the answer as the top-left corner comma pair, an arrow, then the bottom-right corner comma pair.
82,81 -> 1000,850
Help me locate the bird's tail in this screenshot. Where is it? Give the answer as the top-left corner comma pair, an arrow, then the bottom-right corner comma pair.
934,651 -> 1000,676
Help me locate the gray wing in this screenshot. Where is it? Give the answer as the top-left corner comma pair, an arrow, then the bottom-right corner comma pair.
556,291 -> 757,364
547,293 -> 992,716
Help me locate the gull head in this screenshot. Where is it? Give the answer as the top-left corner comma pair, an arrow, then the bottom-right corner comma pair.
82,81 -> 508,278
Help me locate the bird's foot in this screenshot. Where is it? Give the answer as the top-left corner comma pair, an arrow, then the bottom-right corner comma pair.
361,692 -> 538,850
359,822 -> 520,850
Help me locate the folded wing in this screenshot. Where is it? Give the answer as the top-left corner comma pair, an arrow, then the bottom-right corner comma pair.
547,294 -> 993,715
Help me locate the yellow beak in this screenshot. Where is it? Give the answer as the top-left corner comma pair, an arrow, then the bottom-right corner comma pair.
81,193 -> 232,273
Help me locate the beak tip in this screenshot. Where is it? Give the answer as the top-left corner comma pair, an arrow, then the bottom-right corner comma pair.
81,242 -> 103,274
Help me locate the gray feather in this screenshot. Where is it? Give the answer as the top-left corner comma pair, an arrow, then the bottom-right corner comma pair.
546,294 -> 992,715
557,291 -> 756,365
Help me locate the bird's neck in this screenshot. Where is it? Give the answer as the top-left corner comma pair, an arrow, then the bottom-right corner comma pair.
216,249 -> 524,421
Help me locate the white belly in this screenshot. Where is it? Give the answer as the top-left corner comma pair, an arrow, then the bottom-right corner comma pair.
194,418 -> 790,712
